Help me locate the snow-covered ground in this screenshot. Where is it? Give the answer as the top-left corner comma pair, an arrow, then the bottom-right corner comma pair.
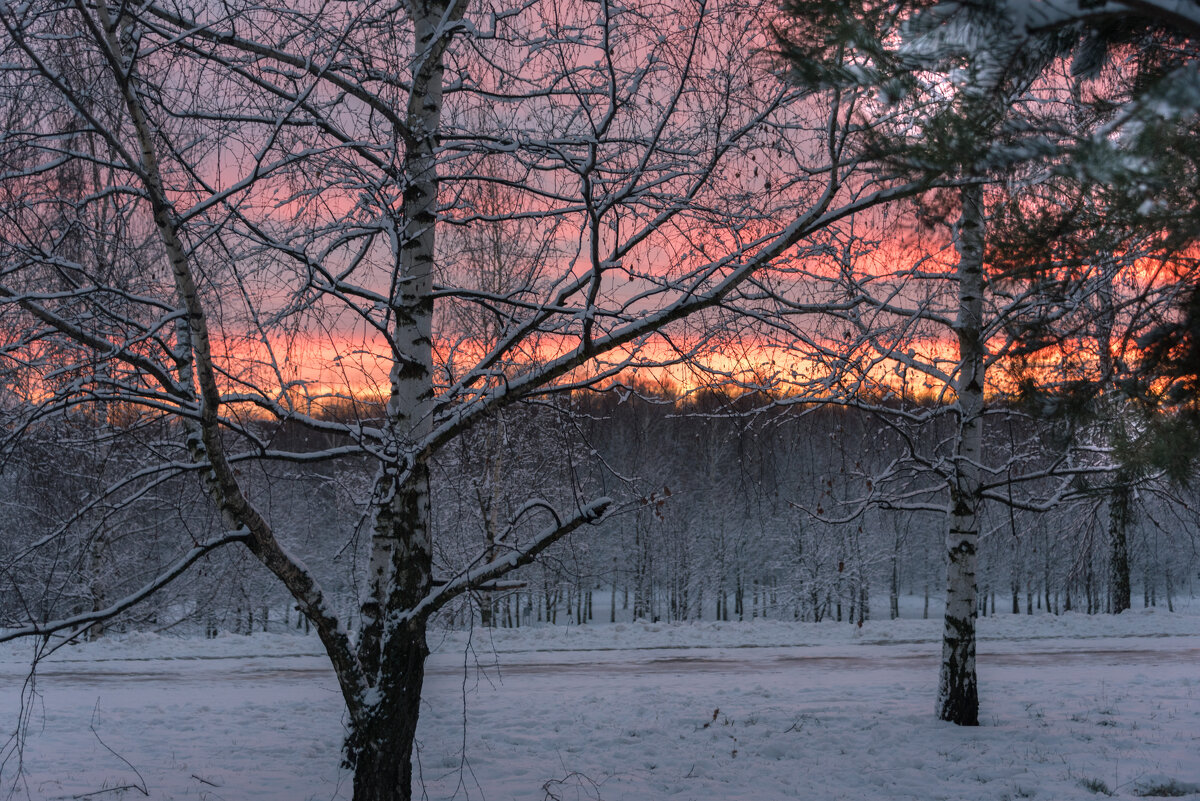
2,603 -> 1197,800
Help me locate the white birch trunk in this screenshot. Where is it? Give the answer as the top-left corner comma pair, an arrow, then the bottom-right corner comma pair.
936,183 -> 985,726
348,3 -> 463,799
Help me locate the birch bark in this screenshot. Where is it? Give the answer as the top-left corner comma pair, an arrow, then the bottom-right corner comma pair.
936,182 -> 984,726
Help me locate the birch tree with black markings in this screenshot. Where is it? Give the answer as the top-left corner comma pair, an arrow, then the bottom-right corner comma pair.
0,0 -> 941,797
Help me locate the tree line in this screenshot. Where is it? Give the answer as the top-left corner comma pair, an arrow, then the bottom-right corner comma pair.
7,392 -> 1192,638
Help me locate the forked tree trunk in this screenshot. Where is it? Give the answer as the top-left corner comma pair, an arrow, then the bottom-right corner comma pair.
937,183 -> 984,727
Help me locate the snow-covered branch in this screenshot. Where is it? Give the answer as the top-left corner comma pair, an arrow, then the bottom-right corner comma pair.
0,529 -> 248,643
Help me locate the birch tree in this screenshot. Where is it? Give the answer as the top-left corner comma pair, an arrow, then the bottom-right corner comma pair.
773,0 -> 1141,725
0,1 -> 937,798
774,0 -> 1200,725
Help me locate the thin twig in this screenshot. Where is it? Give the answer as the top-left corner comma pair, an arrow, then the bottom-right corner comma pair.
87,701 -> 148,797
71,785 -> 147,799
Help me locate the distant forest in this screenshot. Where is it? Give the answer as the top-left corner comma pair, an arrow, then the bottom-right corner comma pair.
6,388 -> 1193,638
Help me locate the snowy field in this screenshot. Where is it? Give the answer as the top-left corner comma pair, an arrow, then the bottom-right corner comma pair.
2,603 -> 1198,801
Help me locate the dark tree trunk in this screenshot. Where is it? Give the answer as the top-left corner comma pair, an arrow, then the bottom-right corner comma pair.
1165,567 -> 1174,612
1108,483 -> 1132,614
1043,549 -> 1051,615
890,552 -> 900,620
1085,563 -> 1095,614
347,624 -> 428,801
